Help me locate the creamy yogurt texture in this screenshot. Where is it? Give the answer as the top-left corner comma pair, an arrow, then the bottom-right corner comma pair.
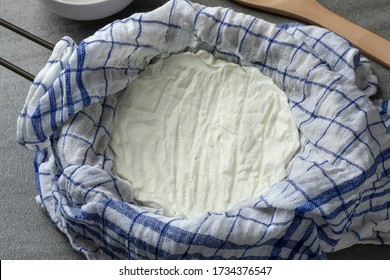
109,51 -> 300,218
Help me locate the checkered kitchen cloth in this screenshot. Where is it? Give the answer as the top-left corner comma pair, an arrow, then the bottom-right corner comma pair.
17,0 -> 390,259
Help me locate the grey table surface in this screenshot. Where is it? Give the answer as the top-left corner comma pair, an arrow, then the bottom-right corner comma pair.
1,0 -> 389,260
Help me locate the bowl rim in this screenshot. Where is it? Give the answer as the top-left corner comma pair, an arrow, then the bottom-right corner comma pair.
42,0 -> 131,6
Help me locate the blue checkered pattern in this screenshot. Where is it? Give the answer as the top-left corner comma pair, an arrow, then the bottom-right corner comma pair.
17,0 -> 390,259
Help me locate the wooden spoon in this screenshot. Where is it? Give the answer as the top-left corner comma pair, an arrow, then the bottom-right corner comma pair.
233,0 -> 390,69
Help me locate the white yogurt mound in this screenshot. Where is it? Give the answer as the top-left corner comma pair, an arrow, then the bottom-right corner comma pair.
109,50 -> 300,218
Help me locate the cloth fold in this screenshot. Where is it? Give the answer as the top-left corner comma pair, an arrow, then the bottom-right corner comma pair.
17,0 -> 390,259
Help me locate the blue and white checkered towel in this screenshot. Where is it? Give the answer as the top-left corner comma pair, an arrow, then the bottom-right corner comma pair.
17,0 -> 390,259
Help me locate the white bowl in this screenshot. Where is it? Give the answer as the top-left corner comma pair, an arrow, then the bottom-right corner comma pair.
39,0 -> 134,21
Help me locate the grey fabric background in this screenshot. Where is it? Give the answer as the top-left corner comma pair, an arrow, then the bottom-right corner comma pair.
0,0 -> 389,260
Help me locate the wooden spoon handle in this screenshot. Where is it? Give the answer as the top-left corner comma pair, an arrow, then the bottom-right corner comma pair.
235,0 -> 390,69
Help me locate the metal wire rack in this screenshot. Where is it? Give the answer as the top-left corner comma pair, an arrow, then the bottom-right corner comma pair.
0,18 -> 54,82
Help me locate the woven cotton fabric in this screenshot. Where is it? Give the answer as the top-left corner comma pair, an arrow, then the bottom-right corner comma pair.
17,0 -> 390,259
